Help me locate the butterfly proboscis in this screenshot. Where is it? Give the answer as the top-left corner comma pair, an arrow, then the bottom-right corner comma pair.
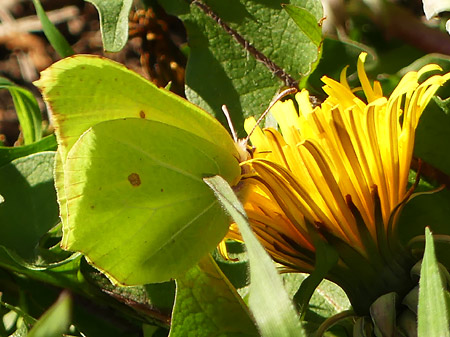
222,87 -> 298,163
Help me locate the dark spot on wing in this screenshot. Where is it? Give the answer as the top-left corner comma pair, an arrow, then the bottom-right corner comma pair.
139,110 -> 146,118
160,188 -> 164,192
128,173 -> 141,187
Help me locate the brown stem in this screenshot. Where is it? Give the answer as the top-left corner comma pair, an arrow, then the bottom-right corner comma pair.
411,157 -> 450,189
191,0 -> 298,88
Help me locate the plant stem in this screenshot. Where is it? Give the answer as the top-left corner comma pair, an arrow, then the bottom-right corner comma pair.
191,0 -> 298,88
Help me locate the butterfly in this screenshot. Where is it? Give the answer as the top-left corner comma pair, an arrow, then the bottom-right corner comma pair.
35,55 -> 242,285
35,55 -> 296,285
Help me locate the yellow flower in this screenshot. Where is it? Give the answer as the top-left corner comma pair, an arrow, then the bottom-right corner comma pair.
228,53 -> 450,313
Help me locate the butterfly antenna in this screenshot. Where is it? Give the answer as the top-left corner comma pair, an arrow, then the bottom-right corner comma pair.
222,105 -> 238,143
245,87 -> 298,143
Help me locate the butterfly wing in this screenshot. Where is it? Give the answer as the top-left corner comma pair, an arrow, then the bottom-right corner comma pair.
34,55 -> 238,164
63,118 -> 240,285
35,56 -> 241,285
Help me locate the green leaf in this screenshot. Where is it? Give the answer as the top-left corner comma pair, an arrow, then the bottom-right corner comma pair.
309,279 -> 351,318
170,254 -> 258,337
397,54 -> 450,99
144,282 -> 175,314
204,175 -> 305,337
0,134 -> 57,167
159,0 -> 189,15
214,245 -> 250,291
0,296 -> 37,327
10,320 -> 29,337
283,273 -> 352,336
0,152 -> 58,259
61,118 -> 240,285
398,54 -> 450,75
0,78 -> 42,145
0,246 -> 84,296
418,227 -> 450,337
27,292 -> 71,337
294,236 -> 339,318
85,0 -> 133,52
398,184 -> 450,247
31,0 -> 74,58
161,0 -> 323,133
306,37 -> 374,96
415,96 -> 450,176
283,4 -> 322,48
143,325 -> 164,337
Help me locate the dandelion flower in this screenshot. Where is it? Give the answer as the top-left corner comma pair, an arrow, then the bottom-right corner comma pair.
229,53 -> 450,313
